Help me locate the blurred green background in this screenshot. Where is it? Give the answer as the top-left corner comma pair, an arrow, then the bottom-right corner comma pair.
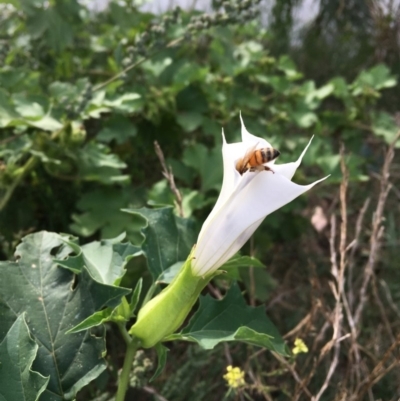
1,0 -> 399,399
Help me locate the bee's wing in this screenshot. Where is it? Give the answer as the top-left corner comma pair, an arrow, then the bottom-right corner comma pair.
237,142 -> 259,171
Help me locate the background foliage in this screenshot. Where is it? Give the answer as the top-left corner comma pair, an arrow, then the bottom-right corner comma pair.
1,0 -> 400,400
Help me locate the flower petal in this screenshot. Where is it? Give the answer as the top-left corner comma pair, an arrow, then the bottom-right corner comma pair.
240,112 -> 272,148
272,136 -> 314,180
193,172 -> 328,276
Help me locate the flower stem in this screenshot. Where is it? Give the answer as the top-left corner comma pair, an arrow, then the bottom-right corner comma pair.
115,336 -> 140,401
118,323 -> 132,346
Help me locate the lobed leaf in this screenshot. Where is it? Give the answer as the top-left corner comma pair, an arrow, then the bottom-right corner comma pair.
0,232 -> 132,401
167,284 -> 288,355
122,207 -> 196,280
0,314 -> 49,401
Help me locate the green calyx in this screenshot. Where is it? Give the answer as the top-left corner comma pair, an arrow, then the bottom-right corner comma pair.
129,257 -> 210,348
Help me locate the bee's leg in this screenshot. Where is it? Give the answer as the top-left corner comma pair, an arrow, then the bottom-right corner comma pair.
264,166 -> 275,174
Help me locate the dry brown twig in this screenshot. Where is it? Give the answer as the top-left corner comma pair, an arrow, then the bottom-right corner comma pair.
347,197 -> 370,310
154,141 -> 184,217
354,334 -> 400,401
312,147 -> 349,401
353,131 -> 400,327
271,351 -> 314,399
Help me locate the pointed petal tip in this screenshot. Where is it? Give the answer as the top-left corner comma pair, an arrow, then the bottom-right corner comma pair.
239,111 -> 245,126
221,128 -> 226,143
312,174 -> 330,186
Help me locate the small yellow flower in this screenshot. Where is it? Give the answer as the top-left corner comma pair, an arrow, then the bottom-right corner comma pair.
223,365 -> 246,389
292,338 -> 309,355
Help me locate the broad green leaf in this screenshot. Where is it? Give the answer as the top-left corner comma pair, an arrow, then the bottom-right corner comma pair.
49,81 -> 79,100
173,61 -> 208,86
239,268 -> 277,303
13,94 -> 46,118
0,88 -> 20,127
168,284 -> 287,355
352,64 -> 397,95
103,93 -> 141,113
367,64 -> 397,90
122,207 -> 196,280
68,289 -> 139,334
371,111 -> 400,146
0,314 -> 49,401
330,76 -> 350,99
142,57 -> 172,77
0,303 -> 16,343
313,83 -> 334,99
70,187 -> 145,242
151,343 -> 169,382
0,232 -> 131,401
182,144 -> 222,192
97,115 -> 137,144
26,114 -> 63,131
76,142 -> 129,184
176,111 -> 204,132
277,55 -> 303,80
316,154 -> 341,174
57,233 -> 141,286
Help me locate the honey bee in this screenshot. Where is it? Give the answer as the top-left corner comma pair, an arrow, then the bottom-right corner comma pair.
235,144 -> 280,175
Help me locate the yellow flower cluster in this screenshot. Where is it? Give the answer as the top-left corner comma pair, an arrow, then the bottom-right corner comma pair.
223,365 -> 245,389
292,338 -> 309,355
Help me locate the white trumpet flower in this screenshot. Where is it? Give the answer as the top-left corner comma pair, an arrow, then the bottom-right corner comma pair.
192,116 -> 328,277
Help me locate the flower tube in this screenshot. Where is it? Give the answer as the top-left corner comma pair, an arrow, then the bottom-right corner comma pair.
191,115 -> 328,276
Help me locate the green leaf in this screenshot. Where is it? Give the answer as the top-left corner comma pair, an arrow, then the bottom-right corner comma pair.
103,93 -> 141,113
371,111 -> 400,146
68,289 -> 139,334
57,233 -> 141,286
277,55 -> 303,80
26,114 -> 63,131
0,314 -> 49,401
330,77 -> 351,99
239,268 -> 277,303
151,343 -> 169,382
216,255 -> 266,282
352,64 -> 397,96
0,91 -> 18,127
176,111 -> 204,132
182,144 -> 222,192
97,115 -> 137,144
70,187 -> 145,241
66,308 -> 114,334
172,61 -> 208,86
168,284 -> 287,355
122,207 -> 196,280
129,278 -> 143,315
76,142 -> 129,184
142,57 -> 172,77
292,110 -> 317,128
219,255 -> 265,270
367,64 -> 397,90
13,93 -> 46,118
0,231 -> 132,401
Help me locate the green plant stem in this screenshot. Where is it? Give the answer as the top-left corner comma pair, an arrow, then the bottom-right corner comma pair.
115,336 -> 140,401
0,156 -> 37,212
118,323 -> 132,345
